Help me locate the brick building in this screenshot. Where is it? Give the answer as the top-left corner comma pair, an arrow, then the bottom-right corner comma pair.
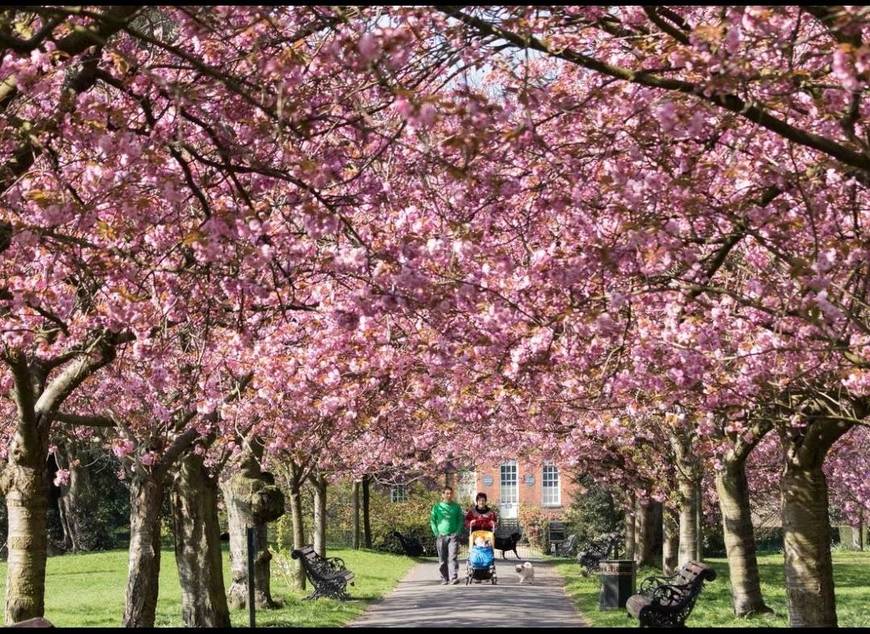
455,459 -> 578,520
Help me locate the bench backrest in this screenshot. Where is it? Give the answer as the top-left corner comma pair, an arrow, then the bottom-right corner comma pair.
674,561 -> 716,587
292,546 -> 353,580
655,561 -> 716,608
295,545 -> 317,559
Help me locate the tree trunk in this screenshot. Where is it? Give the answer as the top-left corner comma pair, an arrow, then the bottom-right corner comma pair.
623,506 -> 636,561
222,442 -> 284,610
362,475 -> 372,549
122,474 -> 165,627
634,498 -> 657,566
856,510 -> 864,551
224,479 -> 275,610
678,474 -> 700,565
55,440 -> 100,553
171,452 -> 230,628
695,478 -> 704,562
3,462 -> 48,624
287,468 -> 306,591
778,417 -> 854,627
715,458 -> 772,617
781,459 -> 837,626
352,480 -> 361,550
310,473 -> 327,558
662,505 -> 679,575
670,431 -> 702,566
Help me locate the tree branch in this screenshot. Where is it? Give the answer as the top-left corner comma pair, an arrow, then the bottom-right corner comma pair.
440,7 -> 870,177
53,411 -> 116,427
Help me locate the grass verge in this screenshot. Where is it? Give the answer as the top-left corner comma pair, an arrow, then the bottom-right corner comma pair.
0,546 -> 417,627
551,550 -> 870,627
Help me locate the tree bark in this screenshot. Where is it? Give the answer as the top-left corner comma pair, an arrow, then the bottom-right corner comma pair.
55,440 -> 100,552
122,473 -> 164,627
222,440 -> 284,610
715,457 -> 772,616
779,417 -> 854,627
171,451 -> 230,628
310,472 -> 327,558
662,505 -> 679,575
362,474 -> 372,549
677,473 -> 700,565
634,498 -> 658,566
352,480 -> 361,550
695,479 -> 704,562
287,464 -> 306,591
856,510 -> 864,551
3,462 -> 48,624
623,504 -> 636,561
781,459 -> 836,626
672,432 -> 702,566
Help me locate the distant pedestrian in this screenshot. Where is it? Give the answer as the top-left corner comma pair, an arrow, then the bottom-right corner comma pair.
430,485 -> 463,585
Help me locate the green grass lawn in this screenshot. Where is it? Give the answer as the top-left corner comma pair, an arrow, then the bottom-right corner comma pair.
552,550 -> 870,627
0,546 -> 417,627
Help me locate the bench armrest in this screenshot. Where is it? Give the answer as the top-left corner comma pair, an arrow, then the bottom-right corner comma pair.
639,573 -> 681,595
650,582 -> 691,606
326,557 -> 347,571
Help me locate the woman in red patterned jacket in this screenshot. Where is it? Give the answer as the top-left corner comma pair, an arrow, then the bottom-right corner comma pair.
465,492 -> 498,532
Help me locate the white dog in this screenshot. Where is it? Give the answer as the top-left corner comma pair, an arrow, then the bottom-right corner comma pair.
515,561 -> 535,584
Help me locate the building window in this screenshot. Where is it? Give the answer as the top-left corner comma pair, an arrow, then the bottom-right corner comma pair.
390,484 -> 407,503
542,463 -> 560,506
500,460 -> 518,518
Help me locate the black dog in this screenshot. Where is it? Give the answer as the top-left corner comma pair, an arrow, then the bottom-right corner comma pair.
494,531 -> 522,559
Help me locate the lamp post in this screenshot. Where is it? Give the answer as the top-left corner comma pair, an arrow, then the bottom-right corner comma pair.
247,526 -> 256,628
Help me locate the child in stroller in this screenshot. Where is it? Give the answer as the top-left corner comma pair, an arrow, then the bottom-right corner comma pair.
466,528 -> 497,585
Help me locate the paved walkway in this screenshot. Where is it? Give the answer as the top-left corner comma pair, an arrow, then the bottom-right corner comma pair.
349,553 -> 588,628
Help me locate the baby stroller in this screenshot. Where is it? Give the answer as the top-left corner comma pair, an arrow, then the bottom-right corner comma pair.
465,527 -> 497,585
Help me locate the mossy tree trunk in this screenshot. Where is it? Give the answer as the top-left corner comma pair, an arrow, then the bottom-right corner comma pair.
222,437 -> 285,610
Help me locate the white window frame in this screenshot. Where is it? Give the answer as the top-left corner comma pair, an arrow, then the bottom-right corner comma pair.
500,460 -> 518,518
542,463 -> 561,507
390,484 -> 407,503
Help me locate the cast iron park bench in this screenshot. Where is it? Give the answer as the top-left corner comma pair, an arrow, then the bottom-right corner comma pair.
554,533 -> 579,557
389,530 -> 426,556
548,521 -> 567,553
625,560 -> 717,627
576,532 -> 622,575
291,545 -> 355,601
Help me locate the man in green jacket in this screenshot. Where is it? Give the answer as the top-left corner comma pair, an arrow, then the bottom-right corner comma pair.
430,485 -> 464,584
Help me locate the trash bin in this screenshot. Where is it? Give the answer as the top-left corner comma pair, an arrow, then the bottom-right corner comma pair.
598,559 -> 636,610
